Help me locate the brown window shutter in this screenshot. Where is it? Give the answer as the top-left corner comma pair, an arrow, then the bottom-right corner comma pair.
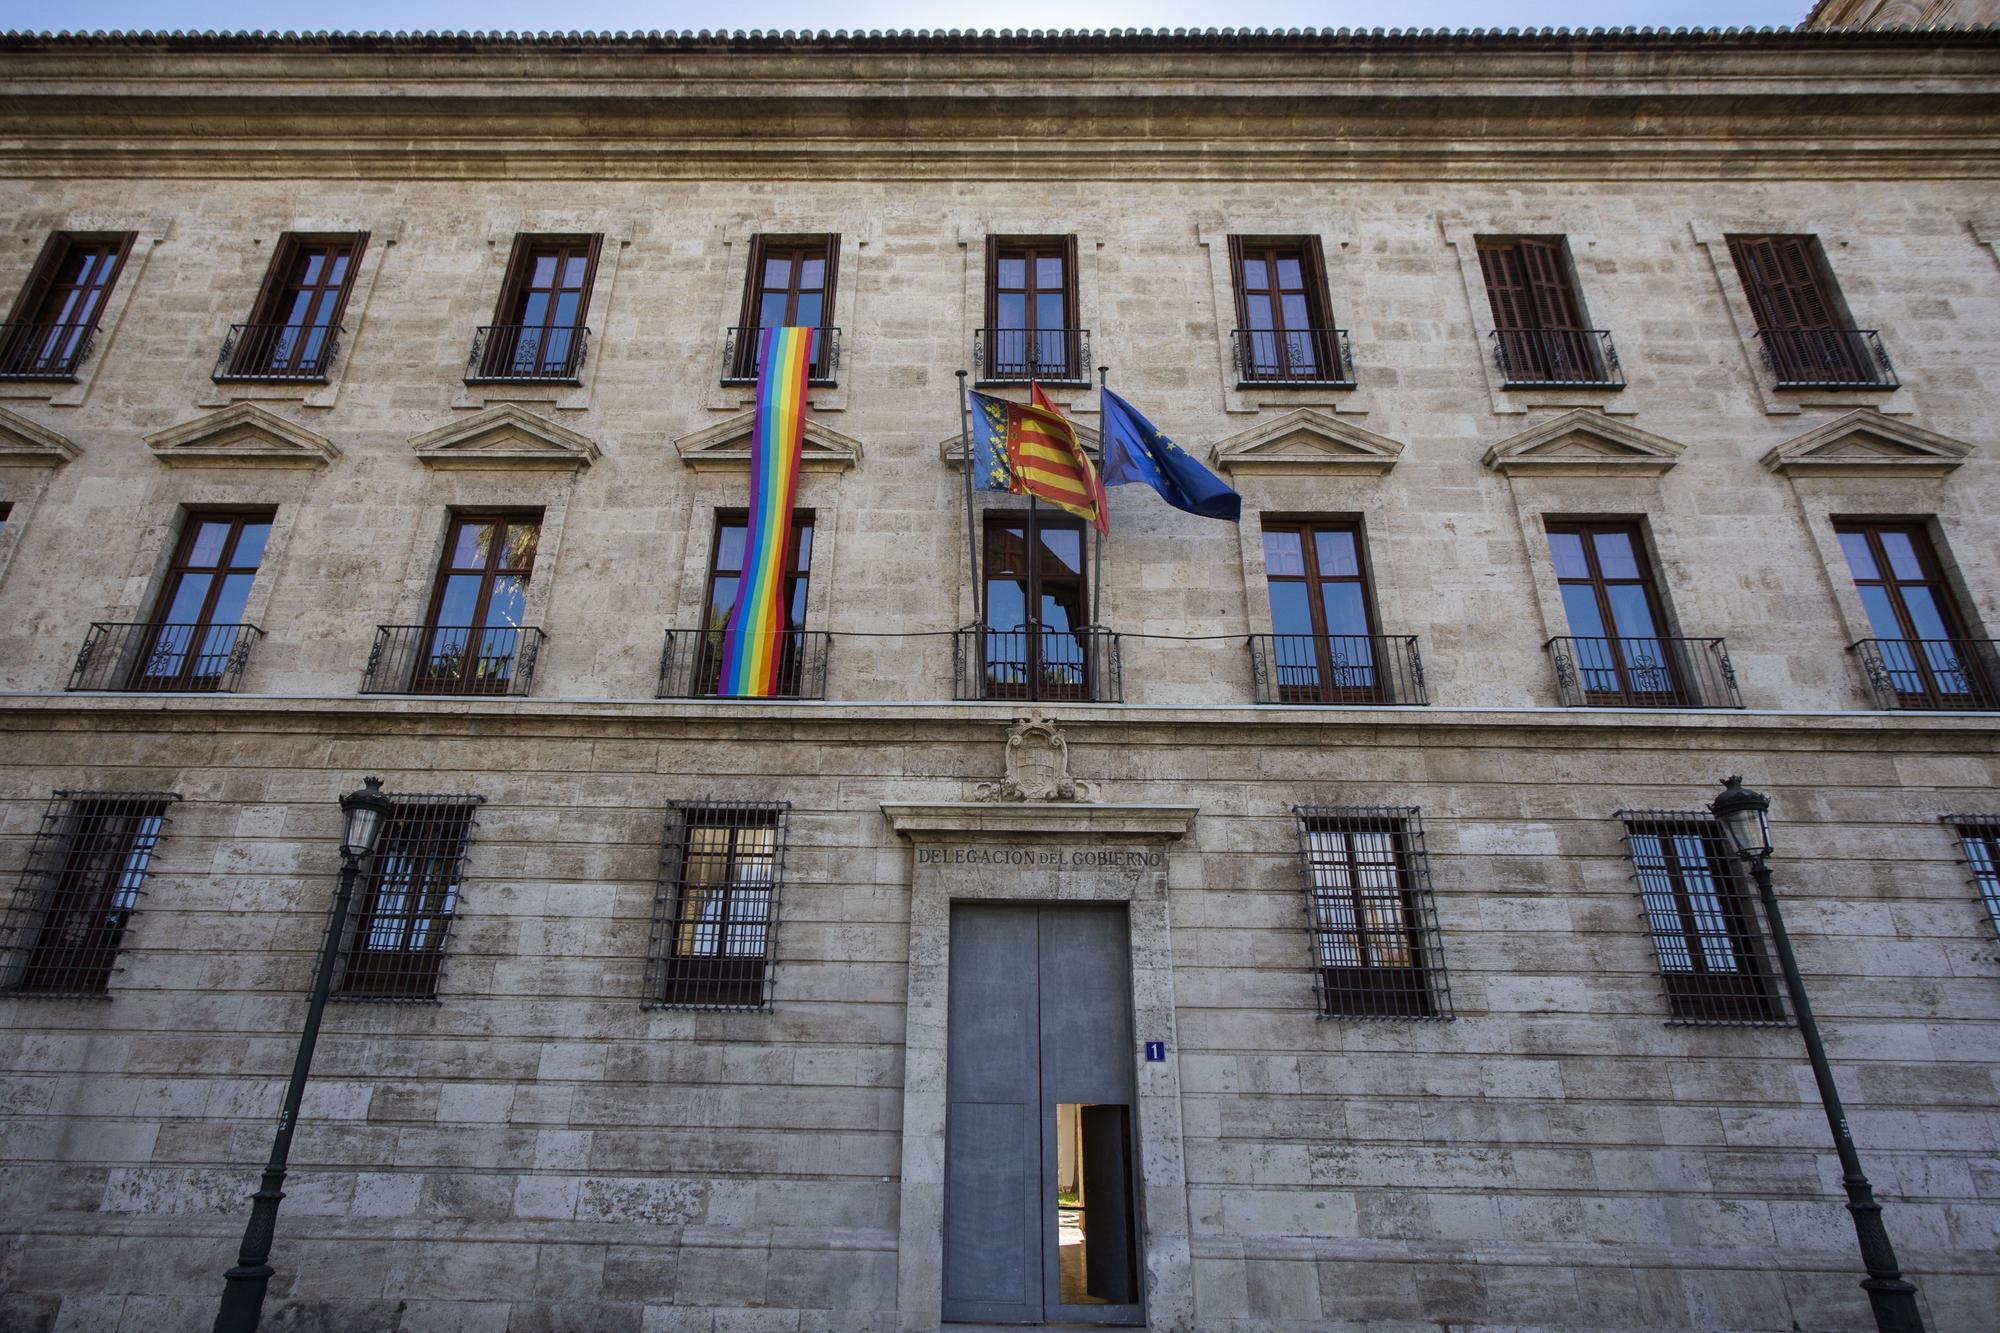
492,234 -> 535,325
1303,235 -> 1335,327
7,232 -> 69,324
322,232 -> 368,331
1225,235 -> 1248,328
819,233 -> 841,330
1730,236 -> 1804,331
1520,239 -> 1583,331
577,232 -> 605,317
1776,237 -> 1836,329
1478,243 -> 1531,331
246,233 -> 302,324
983,234 -> 1000,328
736,233 -> 767,330
1063,234 -> 1080,323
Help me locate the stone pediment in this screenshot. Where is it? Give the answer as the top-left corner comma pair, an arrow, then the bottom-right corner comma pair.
1481,409 -> 1685,477
1209,409 -> 1404,476
144,403 -> 337,468
411,405 -> 600,469
1761,410 -> 1973,477
0,406 -> 80,466
679,412 -> 863,472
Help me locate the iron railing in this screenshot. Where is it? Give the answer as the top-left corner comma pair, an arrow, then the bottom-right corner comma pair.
1249,634 -> 1425,705
1853,638 -> 2000,711
0,321 -> 97,380
1616,811 -> 1787,1026
954,624 -> 1121,702
1548,635 -> 1741,709
1230,328 -> 1355,387
360,625 -> 545,697
212,321 -> 343,382
465,323 -> 589,383
721,325 -> 840,385
68,622 -> 262,693
974,327 -> 1091,385
1490,328 -> 1623,387
1756,327 -> 1897,389
332,794 -> 483,1003
658,628 -> 831,700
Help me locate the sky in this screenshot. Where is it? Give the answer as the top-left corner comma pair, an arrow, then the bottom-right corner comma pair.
5,2 -> 1815,34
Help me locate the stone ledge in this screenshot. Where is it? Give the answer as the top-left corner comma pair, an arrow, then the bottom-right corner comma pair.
880,801 -> 1199,838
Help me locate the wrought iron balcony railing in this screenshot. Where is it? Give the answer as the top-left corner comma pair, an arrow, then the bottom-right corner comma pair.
361,625 -> 544,697
1230,328 -> 1356,387
1490,328 -> 1623,388
721,326 -> 840,386
212,321 -> 343,383
465,323 -> 589,384
974,327 -> 1092,386
1547,635 -> 1742,709
68,622 -> 262,693
954,624 -> 1121,703
1853,638 -> 2000,712
658,628 -> 831,700
0,321 -> 98,381
1756,327 -> 1897,389
1249,634 -> 1426,706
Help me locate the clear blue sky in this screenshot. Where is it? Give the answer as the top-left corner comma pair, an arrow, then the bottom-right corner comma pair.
8,2 -> 1813,34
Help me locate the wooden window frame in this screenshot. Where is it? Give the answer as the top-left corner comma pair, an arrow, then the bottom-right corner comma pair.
1226,236 -> 1338,383
1293,806 -> 1451,1020
230,232 -> 368,378
980,508 -> 1093,702
415,511 -> 543,697
1476,235 -> 1608,383
1727,234 -> 1882,386
1836,520 -> 1992,709
135,510 -> 274,692
984,234 -> 1082,381
1,231 -> 136,380
646,800 -> 790,1011
692,509 -> 816,694
475,233 -> 602,382
1546,520 -> 1683,706
733,233 -> 839,380
1619,813 -> 1783,1024
1260,519 -> 1386,704
335,795 -> 482,1002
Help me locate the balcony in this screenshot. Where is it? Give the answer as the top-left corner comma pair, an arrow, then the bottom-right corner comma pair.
361,625 -> 544,697
1853,638 -> 2000,711
1756,328 -> 1897,389
658,628 -> 831,701
954,625 -> 1121,703
68,622 -> 262,693
212,322 -> 343,383
465,324 -> 589,384
1230,328 -> 1355,388
720,326 -> 840,387
1547,636 -> 1742,709
974,327 -> 1092,387
1490,329 -> 1623,388
0,321 -> 97,381
1249,634 -> 1426,706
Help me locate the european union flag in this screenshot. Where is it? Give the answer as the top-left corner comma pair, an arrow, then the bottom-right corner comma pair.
1099,388 -> 1241,522
967,390 -> 1015,493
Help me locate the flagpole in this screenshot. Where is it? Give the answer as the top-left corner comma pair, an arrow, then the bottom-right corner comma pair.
1093,364 -> 1109,628
956,369 -> 981,626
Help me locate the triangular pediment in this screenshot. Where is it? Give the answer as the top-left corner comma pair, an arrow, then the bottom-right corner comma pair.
679,412 -> 863,472
0,406 -> 80,466
1762,410 -> 1973,477
1209,409 -> 1404,477
410,405 -> 599,470
144,403 -> 337,468
1481,409 -> 1685,477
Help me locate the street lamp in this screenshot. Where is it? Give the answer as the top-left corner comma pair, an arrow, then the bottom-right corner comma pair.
1707,776 -> 1926,1333
213,776 -> 394,1333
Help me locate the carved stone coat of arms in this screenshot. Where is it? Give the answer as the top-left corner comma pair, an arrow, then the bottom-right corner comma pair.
973,712 -> 1099,803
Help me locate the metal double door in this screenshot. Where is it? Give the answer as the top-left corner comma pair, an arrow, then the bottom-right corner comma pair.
942,902 -> 1143,1325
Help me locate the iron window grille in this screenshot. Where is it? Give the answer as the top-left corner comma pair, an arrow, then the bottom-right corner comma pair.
1291,806 -> 1452,1020
0,791 -> 179,998
1942,816 -> 2000,941
332,795 -> 482,1003
645,800 -> 789,1011
1616,811 -> 1786,1026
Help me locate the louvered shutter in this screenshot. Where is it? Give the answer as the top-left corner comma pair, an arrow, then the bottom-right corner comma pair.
1478,244 -> 1531,331
1519,240 -> 1584,330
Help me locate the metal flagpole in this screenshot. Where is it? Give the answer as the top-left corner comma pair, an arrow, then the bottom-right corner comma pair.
956,370 -> 980,626
1093,364 -> 1109,628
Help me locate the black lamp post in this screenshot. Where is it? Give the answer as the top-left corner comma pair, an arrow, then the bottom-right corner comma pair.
213,776 -> 393,1333
1708,776 -> 1926,1333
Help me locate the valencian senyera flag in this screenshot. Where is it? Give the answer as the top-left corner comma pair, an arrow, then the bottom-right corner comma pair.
967,384 -> 1107,534
717,326 -> 815,697
1100,387 -> 1242,522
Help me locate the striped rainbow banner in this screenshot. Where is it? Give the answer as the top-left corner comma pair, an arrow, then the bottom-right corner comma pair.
717,326 -> 816,697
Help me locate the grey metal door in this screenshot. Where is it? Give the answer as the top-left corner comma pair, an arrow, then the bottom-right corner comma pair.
943,903 -> 1143,1325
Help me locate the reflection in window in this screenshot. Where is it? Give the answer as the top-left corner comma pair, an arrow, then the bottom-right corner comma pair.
140,511 -> 273,690
418,514 -> 541,696
648,800 -> 790,1010
337,796 -> 481,1002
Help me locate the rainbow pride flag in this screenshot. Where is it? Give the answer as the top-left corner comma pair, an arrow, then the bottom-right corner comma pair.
717,326 -> 815,697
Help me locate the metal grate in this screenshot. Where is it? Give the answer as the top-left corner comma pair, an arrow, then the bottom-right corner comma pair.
1616,811 -> 1786,1026
1942,816 -> 2000,941
333,795 -> 482,1003
0,791 -> 179,998
1291,806 -> 1452,1020
645,799 -> 789,1011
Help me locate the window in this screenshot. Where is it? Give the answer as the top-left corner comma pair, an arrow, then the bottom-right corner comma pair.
1260,522 -> 1386,703
983,236 -> 1083,382
1837,521 -> 1995,710
0,502 -> 10,536
335,795 -> 481,1001
1546,522 -> 1684,706
415,513 -> 542,695
1227,237 -> 1345,384
730,234 -> 839,381
1477,237 -> 1610,385
1617,812 -> 1782,1024
133,511 -> 272,692
981,510 -> 1098,701
218,232 -> 366,381
0,791 -> 177,998
1292,806 -> 1450,1019
1944,817 -> 2000,939
646,800 -> 789,1009
0,232 -> 134,380
684,511 -> 816,696
471,234 -> 599,382
1728,235 -> 1891,388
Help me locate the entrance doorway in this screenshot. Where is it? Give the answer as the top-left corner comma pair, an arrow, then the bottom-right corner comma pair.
942,903 -> 1143,1325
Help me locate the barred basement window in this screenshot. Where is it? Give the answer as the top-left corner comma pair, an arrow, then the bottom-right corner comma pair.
1617,811 -> 1784,1025
1942,816 -> 2000,940
646,800 -> 789,1010
333,795 -> 482,1002
0,791 -> 179,998
1292,806 -> 1451,1019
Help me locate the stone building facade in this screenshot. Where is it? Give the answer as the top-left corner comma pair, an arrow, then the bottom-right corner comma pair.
0,20 -> 1997,1333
